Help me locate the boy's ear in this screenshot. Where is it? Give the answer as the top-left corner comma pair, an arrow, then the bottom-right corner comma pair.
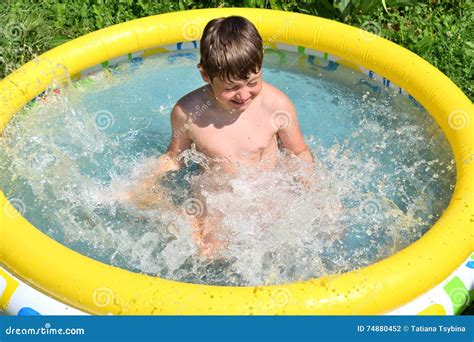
197,64 -> 211,84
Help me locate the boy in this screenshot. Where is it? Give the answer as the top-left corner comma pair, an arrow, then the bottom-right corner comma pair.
125,16 -> 313,258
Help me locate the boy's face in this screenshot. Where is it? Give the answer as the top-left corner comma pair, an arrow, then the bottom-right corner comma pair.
199,67 -> 263,112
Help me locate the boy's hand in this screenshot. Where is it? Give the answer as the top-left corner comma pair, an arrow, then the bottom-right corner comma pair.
119,102 -> 192,210
116,154 -> 179,210
155,153 -> 181,175
191,216 -> 228,260
294,174 -> 320,191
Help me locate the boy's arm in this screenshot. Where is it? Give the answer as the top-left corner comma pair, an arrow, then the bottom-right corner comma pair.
156,104 -> 193,174
275,96 -> 313,163
120,105 -> 192,209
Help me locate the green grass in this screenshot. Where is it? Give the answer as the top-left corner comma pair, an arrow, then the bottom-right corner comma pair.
0,0 -> 472,99
348,1 -> 473,100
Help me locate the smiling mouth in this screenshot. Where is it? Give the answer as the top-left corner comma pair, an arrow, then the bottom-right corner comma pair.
230,98 -> 251,106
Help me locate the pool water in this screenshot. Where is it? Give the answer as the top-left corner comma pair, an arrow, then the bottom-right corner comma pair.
0,48 -> 455,286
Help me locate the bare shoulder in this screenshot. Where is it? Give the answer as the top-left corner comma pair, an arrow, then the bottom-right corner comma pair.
171,101 -> 187,120
175,85 -> 212,118
261,81 -> 294,113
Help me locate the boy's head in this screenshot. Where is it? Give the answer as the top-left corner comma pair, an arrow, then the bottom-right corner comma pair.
198,16 -> 264,111
199,16 -> 263,81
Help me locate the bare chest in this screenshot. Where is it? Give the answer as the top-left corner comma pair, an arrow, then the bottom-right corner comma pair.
188,110 -> 277,161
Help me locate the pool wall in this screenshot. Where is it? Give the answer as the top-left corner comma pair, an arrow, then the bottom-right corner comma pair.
1,253 -> 473,315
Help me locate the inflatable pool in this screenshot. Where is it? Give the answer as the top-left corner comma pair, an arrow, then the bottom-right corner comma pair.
0,8 -> 473,315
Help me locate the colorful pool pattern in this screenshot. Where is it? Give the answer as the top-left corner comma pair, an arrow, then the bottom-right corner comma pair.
0,268 -> 84,315
72,40 -> 413,99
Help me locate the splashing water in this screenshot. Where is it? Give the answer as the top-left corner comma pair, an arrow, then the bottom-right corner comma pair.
0,49 -> 455,285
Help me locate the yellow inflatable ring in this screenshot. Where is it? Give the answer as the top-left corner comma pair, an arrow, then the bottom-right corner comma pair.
0,8 -> 473,315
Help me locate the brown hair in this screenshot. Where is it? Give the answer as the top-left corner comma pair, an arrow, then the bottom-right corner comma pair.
199,16 -> 263,82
